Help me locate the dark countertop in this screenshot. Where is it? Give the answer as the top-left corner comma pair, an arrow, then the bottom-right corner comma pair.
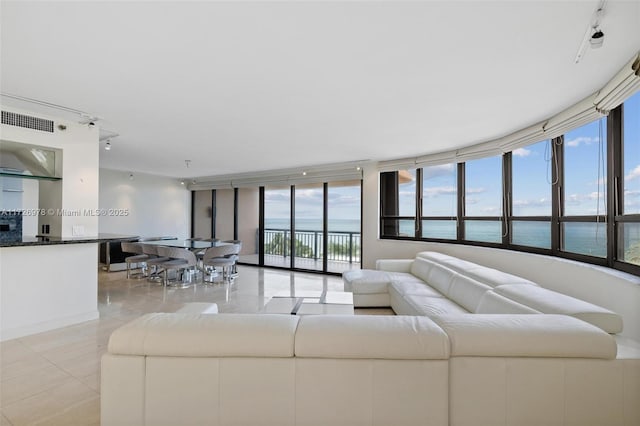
0,233 -> 139,248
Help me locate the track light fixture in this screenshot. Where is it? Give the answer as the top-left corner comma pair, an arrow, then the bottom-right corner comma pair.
104,141 -> 111,151
575,0 -> 607,63
589,27 -> 605,49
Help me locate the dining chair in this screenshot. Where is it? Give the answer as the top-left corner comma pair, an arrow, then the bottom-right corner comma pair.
140,244 -> 171,283
201,243 -> 241,284
120,241 -> 149,279
221,240 -> 243,276
156,246 -> 199,287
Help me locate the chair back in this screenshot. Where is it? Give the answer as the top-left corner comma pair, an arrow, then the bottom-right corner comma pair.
121,241 -> 141,254
141,244 -> 160,256
222,240 -> 242,256
157,246 -> 197,267
203,244 -> 241,262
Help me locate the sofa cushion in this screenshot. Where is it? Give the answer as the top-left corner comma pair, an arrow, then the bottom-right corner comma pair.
410,257 -> 436,282
417,251 -> 480,272
463,267 -> 538,288
425,263 -> 458,295
432,314 -> 617,359
405,295 -> 469,317
446,275 -> 493,312
343,269 -> 391,294
387,271 -> 429,286
108,313 -> 299,357
494,284 -> 623,334
475,291 -> 542,314
294,315 -> 450,360
417,251 -> 538,288
389,280 -> 445,298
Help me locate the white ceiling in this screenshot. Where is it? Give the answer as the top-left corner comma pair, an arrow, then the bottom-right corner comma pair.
1,1 -> 639,179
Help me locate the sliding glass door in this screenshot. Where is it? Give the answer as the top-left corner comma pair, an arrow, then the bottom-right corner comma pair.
294,183 -> 324,271
264,185 -> 291,268
327,180 -> 361,273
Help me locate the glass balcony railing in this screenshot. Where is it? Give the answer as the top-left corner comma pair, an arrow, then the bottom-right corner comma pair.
263,228 -> 361,264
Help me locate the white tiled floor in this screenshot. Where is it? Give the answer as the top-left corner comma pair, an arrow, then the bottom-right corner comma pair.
0,265 -> 392,425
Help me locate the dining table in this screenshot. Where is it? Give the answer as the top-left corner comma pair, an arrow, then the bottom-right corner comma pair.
141,239 -> 233,251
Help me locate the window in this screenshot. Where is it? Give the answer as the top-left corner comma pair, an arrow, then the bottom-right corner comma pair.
619,90 -> 640,266
380,169 -> 417,238
377,96 -> 639,276
464,156 -> 503,243
421,163 -> 457,239
510,140 -> 552,249
562,118 -> 607,257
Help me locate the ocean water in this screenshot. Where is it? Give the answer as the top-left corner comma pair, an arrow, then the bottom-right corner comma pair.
265,218 -> 360,233
269,218 -> 616,257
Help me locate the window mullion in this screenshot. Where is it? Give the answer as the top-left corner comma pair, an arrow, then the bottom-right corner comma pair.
607,106 -> 622,265
457,163 -> 465,240
416,168 -> 423,238
551,136 -> 564,255
503,153 -> 512,246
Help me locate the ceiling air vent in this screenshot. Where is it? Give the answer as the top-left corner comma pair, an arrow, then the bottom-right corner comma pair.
1,110 -> 54,133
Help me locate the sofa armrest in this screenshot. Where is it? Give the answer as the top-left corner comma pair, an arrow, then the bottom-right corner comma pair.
376,259 -> 413,272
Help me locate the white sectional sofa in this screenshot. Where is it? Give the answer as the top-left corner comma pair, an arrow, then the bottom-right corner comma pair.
343,251 -> 624,334
101,312 -> 640,426
102,251 -> 640,425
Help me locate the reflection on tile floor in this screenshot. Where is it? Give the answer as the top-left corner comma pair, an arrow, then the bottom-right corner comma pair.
0,265 -> 392,425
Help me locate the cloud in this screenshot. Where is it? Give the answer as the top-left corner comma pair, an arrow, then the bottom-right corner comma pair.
624,190 -> 640,198
625,165 -> 640,182
513,198 -> 550,207
423,186 -> 456,197
481,206 -> 501,214
512,148 -> 531,157
565,136 -> 599,147
423,164 -> 456,179
465,187 -> 486,195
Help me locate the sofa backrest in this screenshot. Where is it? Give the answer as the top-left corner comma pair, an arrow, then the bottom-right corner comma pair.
417,251 -> 538,287
447,274 -> 493,312
432,314 -> 617,359
295,315 -> 450,359
475,291 -> 541,314
108,312 -> 300,357
410,257 -> 457,295
494,284 -> 623,334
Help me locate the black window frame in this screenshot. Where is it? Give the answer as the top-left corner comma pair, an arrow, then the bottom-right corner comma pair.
379,104 -> 640,277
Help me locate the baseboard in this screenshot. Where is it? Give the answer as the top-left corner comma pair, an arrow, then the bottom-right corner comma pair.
0,310 -> 100,342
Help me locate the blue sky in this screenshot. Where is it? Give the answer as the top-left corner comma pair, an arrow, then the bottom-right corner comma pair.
264,182 -> 361,222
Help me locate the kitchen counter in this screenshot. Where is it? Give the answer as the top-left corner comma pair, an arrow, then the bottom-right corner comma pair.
0,233 -> 138,248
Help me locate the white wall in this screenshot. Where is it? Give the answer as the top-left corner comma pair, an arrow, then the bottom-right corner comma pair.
0,105 -> 100,340
0,244 -> 99,341
0,105 -> 100,237
215,188 -> 235,241
98,168 -> 191,240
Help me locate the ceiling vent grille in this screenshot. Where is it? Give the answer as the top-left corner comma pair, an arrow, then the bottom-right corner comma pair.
1,110 -> 54,133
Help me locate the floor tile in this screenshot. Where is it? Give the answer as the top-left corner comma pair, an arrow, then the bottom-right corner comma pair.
2,378 -> 97,426
30,396 -> 100,426
0,265 -> 371,423
0,364 -> 73,408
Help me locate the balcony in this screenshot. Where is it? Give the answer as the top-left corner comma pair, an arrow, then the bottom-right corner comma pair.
239,228 -> 361,273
